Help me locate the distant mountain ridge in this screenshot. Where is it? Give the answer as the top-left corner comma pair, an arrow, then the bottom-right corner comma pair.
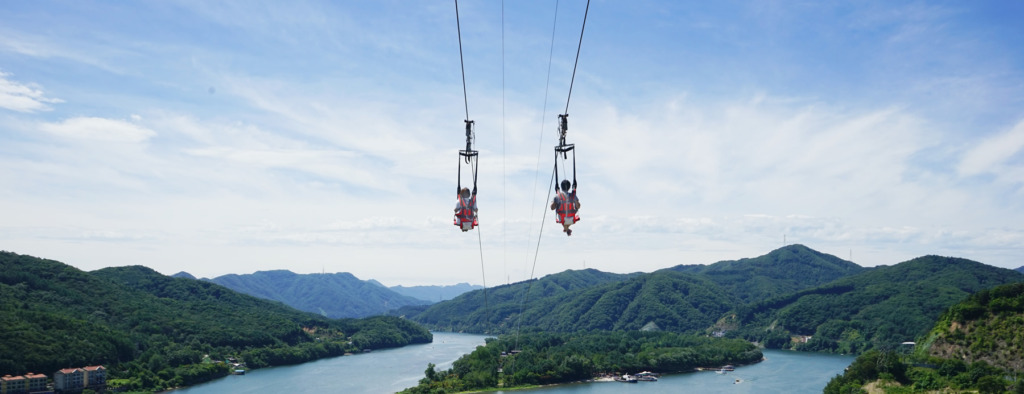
390,282 -> 483,302
1016,266 -> 1024,273
206,270 -> 430,319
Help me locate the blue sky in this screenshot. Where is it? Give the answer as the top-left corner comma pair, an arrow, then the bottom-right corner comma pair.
2,1 -> 1023,286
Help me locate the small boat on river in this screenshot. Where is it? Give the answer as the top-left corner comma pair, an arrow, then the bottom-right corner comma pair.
615,374 -> 638,383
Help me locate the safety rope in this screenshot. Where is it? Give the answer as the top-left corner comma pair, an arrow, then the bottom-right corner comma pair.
511,163 -> 555,365
475,209 -> 488,330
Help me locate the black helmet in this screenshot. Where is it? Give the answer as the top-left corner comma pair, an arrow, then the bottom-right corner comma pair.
461,187 -> 470,198
560,179 -> 571,192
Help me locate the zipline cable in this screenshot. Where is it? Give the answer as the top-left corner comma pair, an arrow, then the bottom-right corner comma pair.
501,0 -> 508,287
454,0 -> 488,322
455,0 -> 470,120
563,0 -> 590,113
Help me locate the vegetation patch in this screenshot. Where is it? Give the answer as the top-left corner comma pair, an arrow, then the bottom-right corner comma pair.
401,331 -> 762,393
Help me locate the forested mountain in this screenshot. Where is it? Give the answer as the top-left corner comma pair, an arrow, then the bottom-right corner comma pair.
406,268 -> 640,333
390,282 -> 483,302
665,244 -> 864,304
207,270 -> 430,318
1017,266 -> 1024,273
172,271 -> 197,279
523,271 -> 737,332
826,282 -> 1024,393
736,255 -> 1024,353
0,251 -> 431,392
409,245 -> 859,335
409,246 -> 1024,356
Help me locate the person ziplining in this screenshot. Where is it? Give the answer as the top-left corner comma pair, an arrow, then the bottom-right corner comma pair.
551,114 -> 580,236
454,119 -> 479,232
452,0 -> 480,233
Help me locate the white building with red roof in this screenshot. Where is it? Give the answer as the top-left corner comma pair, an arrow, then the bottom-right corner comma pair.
23,373 -> 46,392
53,368 -> 83,391
1,374 -> 27,393
82,365 -> 106,387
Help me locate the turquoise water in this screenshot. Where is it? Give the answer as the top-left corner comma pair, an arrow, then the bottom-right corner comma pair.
510,349 -> 854,394
173,332 -> 853,393
174,332 -> 490,393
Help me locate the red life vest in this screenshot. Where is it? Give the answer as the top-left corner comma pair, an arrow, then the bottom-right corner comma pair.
554,191 -> 579,224
454,195 -> 478,227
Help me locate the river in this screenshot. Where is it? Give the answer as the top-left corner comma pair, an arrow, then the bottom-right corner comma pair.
173,332 -> 854,393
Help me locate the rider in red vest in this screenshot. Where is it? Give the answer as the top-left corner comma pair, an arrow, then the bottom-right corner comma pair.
551,179 -> 580,236
454,186 -> 478,231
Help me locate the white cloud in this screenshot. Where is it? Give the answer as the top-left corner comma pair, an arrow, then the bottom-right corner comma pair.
0,71 -> 63,112
40,116 -> 156,143
958,120 -> 1024,178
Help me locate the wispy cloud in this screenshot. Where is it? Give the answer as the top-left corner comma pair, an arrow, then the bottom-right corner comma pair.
39,116 -> 156,142
0,71 -> 63,112
959,120 -> 1024,180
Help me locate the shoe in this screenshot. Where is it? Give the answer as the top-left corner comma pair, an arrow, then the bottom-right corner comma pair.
567,229 -> 572,236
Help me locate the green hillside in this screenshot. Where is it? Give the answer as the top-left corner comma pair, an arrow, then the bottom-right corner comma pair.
410,245 -> 860,335
0,251 -> 431,392
519,271 -> 735,332
665,244 -> 864,304
410,246 -> 1023,357
737,255 -> 1024,353
921,282 -> 1024,372
207,270 -> 430,318
825,282 -> 1024,393
407,268 -> 638,333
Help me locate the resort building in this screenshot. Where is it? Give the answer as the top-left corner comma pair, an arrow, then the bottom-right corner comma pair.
53,365 -> 105,392
82,366 -> 106,387
3,366 -> 101,393
1,375 -> 27,394
24,373 -> 46,393
53,368 -> 83,391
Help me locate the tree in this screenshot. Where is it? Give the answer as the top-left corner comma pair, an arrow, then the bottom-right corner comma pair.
978,375 -> 1006,394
